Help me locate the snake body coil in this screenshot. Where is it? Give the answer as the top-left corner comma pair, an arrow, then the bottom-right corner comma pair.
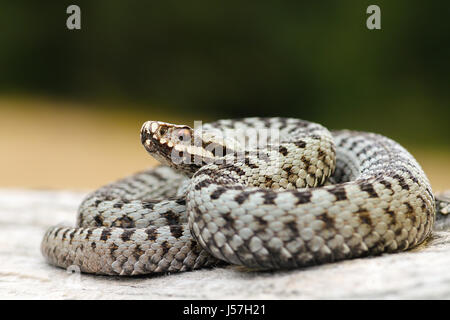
41,118 -> 441,275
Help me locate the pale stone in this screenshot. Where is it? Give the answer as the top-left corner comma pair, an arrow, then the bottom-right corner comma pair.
1,189 -> 450,299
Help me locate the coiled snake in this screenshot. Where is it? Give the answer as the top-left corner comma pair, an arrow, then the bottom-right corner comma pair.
41,118 -> 449,275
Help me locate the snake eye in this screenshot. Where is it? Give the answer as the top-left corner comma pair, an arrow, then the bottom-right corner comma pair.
159,127 -> 167,136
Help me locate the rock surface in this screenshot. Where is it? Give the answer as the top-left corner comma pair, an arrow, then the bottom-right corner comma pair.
1,189 -> 450,299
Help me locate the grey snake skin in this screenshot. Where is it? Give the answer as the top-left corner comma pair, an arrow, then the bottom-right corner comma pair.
41,118 -> 449,275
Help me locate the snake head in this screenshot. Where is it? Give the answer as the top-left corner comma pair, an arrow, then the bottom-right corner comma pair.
141,121 -> 212,175
141,120 -> 243,176
141,121 -> 192,147
141,120 -> 192,157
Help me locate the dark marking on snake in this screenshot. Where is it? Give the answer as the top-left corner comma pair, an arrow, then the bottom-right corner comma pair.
69,230 -> 76,244
360,183 -> 379,198
109,243 -> 119,255
293,190 -> 312,204
234,192 -> 250,205
357,209 -> 372,225
114,202 -> 123,209
62,229 -> 69,240
295,141 -> 306,148
113,216 -> 135,228
329,186 -> 348,201
100,229 -> 112,241
393,174 -> 410,191
278,146 -> 288,156
84,228 -> 93,240
169,225 -> 183,238
262,191 -> 277,205
176,198 -> 186,206
94,215 -> 104,226
162,210 -> 180,225
120,229 -> 135,242
379,180 -> 392,190
318,213 -> 335,229
210,187 -> 227,200
146,228 -> 157,241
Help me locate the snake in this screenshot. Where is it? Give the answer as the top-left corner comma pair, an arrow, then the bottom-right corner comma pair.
41,117 -> 449,275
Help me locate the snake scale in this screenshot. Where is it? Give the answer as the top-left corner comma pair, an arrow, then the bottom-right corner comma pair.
41,117 -> 449,275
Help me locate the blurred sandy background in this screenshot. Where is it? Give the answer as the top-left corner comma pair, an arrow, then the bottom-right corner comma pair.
0,1 -> 448,191
1,96 -> 448,192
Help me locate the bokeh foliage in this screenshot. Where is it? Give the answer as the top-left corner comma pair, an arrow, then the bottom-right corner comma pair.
0,1 -> 448,147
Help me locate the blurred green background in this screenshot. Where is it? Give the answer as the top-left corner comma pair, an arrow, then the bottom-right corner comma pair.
0,1 -> 448,190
